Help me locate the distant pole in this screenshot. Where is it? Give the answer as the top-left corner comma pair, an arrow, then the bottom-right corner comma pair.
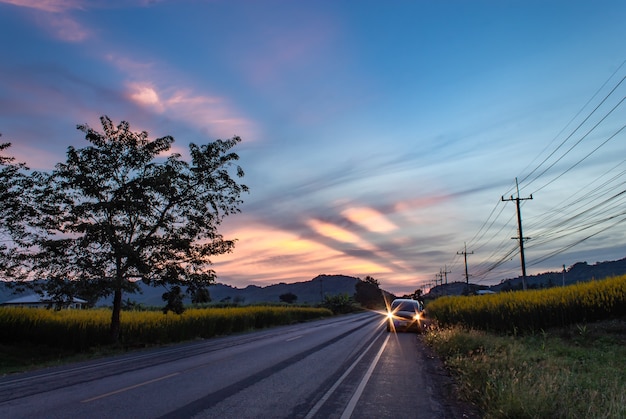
443,265 -> 451,285
502,178 -> 532,291
562,265 -> 566,287
457,243 -> 473,293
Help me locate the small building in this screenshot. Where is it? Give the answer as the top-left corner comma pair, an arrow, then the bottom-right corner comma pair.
0,293 -> 87,309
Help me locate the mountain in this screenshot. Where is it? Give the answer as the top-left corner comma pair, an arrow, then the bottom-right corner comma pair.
425,257 -> 626,297
1,274 -> 361,307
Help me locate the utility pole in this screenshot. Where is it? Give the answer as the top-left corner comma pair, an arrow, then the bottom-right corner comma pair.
442,265 -> 451,285
562,264 -> 566,287
502,178 -> 532,291
457,243 -> 473,293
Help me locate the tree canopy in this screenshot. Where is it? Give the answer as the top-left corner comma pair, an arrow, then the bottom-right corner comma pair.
9,116 -> 248,341
0,139 -> 35,279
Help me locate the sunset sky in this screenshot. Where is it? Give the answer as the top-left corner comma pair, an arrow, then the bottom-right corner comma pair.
1,1 -> 625,295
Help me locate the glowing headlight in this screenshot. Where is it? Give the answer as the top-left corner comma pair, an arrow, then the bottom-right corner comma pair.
386,312 -> 394,319
413,313 -> 421,321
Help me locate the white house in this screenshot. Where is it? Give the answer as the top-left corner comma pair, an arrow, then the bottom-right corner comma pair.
0,293 -> 87,309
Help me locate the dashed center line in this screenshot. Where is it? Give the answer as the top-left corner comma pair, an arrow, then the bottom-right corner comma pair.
81,372 -> 180,403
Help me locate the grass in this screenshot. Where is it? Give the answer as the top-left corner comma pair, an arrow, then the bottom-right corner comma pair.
0,343 -> 129,375
424,316 -> 626,418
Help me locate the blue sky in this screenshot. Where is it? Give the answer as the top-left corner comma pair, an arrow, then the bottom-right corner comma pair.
1,0 -> 625,295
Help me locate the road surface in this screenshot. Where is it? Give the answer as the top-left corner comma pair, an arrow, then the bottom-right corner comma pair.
0,312 -> 476,418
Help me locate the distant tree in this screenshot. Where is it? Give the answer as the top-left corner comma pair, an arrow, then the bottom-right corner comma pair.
322,293 -> 356,314
14,116 -> 248,342
162,285 -> 185,314
279,292 -> 298,304
364,275 -> 380,287
190,286 -> 211,305
354,276 -> 384,309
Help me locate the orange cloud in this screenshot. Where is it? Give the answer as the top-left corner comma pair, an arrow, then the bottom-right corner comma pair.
307,219 -> 362,244
342,207 -> 397,233
211,220 -> 394,288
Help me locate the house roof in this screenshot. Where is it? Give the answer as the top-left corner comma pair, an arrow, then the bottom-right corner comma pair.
1,293 -> 87,305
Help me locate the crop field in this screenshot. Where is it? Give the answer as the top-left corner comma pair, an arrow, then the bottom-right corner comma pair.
424,275 -> 626,418
0,305 -> 333,351
426,275 -> 626,333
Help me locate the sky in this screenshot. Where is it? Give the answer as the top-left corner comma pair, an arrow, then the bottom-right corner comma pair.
1,0 -> 625,296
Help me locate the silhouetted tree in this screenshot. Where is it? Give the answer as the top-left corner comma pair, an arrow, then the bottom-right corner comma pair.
190,286 -> 211,305
279,292 -> 298,304
162,285 -> 185,314
0,139 -> 36,279
322,293 -> 355,314
13,116 -> 247,342
354,276 -> 384,309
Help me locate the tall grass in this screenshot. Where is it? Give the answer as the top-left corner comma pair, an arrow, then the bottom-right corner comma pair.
424,320 -> 626,418
0,306 -> 332,351
426,275 -> 626,333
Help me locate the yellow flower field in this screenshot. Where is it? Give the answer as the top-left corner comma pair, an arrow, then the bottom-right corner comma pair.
0,306 -> 332,350
426,275 -> 626,333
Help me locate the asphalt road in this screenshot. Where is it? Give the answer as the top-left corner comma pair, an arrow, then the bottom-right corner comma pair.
0,312 -> 475,418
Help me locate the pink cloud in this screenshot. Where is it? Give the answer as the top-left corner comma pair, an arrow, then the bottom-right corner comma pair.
45,13 -> 90,42
126,82 -> 258,141
1,0 -> 91,42
342,207 -> 398,233
0,0 -> 84,13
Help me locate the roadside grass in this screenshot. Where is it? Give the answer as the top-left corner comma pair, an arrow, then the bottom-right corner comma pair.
0,343 -> 127,376
424,317 -> 626,418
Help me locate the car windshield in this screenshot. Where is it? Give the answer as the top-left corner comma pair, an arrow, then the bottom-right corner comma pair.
391,301 -> 419,312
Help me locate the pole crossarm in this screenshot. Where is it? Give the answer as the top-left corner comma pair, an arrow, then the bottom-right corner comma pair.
501,178 -> 533,290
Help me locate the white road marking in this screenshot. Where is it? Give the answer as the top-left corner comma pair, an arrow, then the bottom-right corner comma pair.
304,331 -> 386,419
81,372 -> 180,403
340,334 -> 390,419
286,335 -> 303,342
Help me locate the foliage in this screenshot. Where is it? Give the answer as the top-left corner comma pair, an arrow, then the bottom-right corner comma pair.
0,306 -> 332,352
354,275 -> 385,309
279,292 -> 298,304
0,140 -> 36,278
162,286 -> 185,314
426,275 -> 626,333
322,293 -> 357,314
9,116 -> 248,342
424,319 -> 626,418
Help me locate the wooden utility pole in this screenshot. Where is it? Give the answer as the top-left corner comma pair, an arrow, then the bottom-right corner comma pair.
442,265 -> 451,285
457,243 -> 473,293
502,178 -> 532,291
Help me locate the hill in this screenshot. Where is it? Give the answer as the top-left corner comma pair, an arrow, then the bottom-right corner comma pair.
0,274 -> 362,307
425,257 -> 626,297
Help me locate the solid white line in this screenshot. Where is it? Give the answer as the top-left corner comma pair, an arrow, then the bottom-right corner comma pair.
286,335 -> 303,342
340,334 -> 389,419
81,372 -> 180,403
304,331 -> 382,419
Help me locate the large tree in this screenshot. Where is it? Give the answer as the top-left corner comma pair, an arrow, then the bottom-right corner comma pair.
0,139 -> 35,279
21,116 -> 248,341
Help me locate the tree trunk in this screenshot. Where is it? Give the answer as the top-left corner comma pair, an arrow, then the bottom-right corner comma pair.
110,286 -> 122,343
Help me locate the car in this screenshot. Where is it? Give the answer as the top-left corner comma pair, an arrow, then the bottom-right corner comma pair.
386,298 -> 424,333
